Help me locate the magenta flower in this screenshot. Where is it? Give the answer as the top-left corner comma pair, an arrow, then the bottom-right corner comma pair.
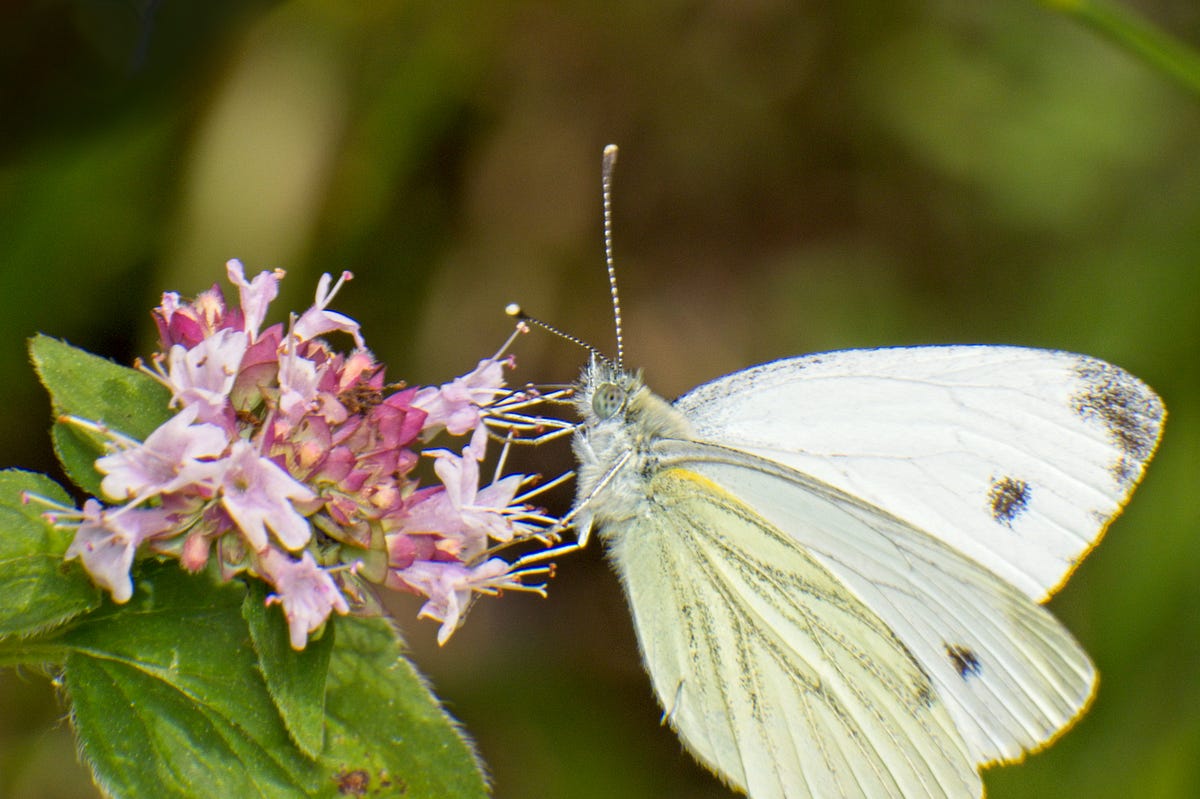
152,285 -> 238,349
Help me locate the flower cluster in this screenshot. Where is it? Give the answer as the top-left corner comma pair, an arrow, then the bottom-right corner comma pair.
49,261 -> 559,648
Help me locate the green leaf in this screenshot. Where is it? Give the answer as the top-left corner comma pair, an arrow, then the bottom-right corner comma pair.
28,334 -> 173,496
68,652 -> 322,798
51,424 -> 109,499
244,579 -> 334,759
0,470 -> 100,640
65,563 -> 323,798
60,563 -> 488,798
324,617 -> 489,799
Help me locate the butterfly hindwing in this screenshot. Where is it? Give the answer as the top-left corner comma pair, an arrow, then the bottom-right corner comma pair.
609,466 -> 979,799
661,442 -> 1096,769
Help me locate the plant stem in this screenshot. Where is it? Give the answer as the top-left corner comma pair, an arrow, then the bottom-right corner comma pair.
1038,0 -> 1200,98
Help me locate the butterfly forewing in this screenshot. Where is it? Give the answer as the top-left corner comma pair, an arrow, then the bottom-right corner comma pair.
673,346 -> 1165,602
610,466 -> 979,799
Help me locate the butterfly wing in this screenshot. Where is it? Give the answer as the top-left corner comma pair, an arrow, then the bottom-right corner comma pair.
656,441 -> 1096,772
610,465 -> 979,799
672,346 -> 1165,601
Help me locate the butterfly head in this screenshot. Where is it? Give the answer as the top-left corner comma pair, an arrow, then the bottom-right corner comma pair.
569,355 -> 697,542
576,357 -> 640,424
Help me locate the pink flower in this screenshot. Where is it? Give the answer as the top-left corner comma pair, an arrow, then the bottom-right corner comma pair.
413,358 -> 509,436
64,501 -> 175,603
396,445 -> 524,560
225,259 -> 283,342
96,405 -> 227,503
293,271 -> 363,347
165,328 -> 248,425
217,441 -> 316,552
389,559 -> 521,646
259,548 -> 350,650
276,343 -> 322,425
55,261 -> 560,649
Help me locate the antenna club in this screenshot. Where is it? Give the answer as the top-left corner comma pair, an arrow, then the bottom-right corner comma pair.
505,303 -> 525,318
602,144 -> 619,179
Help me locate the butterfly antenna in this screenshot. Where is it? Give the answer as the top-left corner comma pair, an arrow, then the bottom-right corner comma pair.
505,304 -> 607,363
503,146 -> 624,369
601,144 -> 624,370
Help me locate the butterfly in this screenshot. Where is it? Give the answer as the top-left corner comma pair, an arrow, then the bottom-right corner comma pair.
559,146 -> 1165,798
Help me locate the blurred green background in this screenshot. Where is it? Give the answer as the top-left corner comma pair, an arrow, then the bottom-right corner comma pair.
2,1 -> 1198,797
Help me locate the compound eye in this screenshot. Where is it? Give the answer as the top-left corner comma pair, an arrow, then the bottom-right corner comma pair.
592,383 -> 626,419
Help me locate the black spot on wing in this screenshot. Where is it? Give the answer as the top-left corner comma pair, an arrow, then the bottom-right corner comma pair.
1072,359 -> 1165,485
987,476 -> 1030,526
945,644 -> 982,679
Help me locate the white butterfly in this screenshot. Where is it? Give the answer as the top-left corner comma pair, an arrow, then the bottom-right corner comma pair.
559,146 -> 1166,798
